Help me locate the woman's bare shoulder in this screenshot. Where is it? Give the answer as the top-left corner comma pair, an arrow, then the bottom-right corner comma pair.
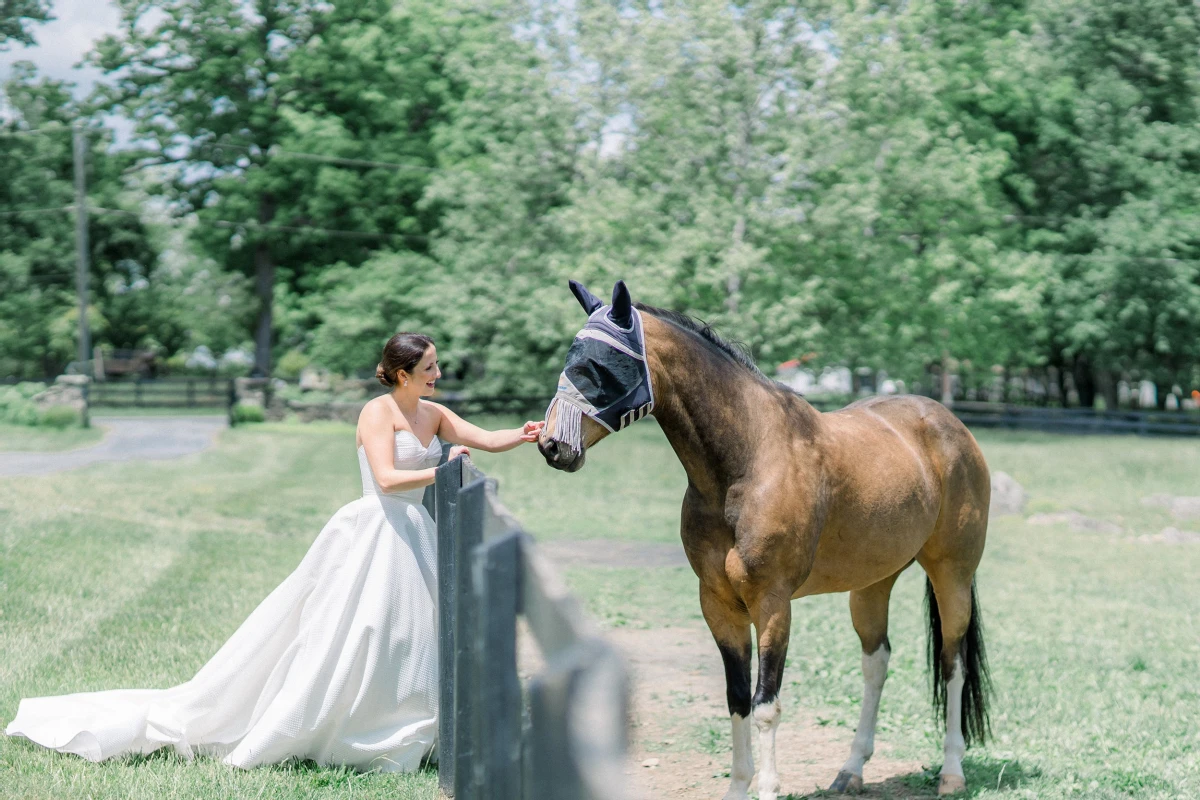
359,394 -> 391,417
356,396 -> 396,435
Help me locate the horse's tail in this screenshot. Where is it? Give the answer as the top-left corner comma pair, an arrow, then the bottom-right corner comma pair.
926,576 -> 992,747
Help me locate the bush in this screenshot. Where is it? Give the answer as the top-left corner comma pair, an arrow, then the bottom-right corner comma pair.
231,402 -> 265,424
39,405 -> 81,429
275,349 -> 310,380
0,383 -> 44,426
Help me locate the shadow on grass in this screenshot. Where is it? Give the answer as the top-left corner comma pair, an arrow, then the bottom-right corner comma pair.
787,756 -> 1043,799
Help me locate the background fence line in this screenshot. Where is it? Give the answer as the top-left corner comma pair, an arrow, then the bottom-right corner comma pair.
428,449 -> 631,800
14,374 -> 1194,436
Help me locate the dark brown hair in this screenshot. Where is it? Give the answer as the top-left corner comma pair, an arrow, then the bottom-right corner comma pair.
376,333 -> 435,387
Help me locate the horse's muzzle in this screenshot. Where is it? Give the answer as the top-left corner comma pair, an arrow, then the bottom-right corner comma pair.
538,437 -> 586,472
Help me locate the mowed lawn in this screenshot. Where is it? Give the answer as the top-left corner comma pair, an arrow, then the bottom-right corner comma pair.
2,417 -> 1199,798
0,423 -> 104,453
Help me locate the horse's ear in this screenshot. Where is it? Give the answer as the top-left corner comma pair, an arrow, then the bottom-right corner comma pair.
569,280 -> 604,315
609,280 -> 633,328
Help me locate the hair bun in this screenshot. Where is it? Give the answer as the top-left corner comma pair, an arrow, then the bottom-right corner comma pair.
375,363 -> 394,387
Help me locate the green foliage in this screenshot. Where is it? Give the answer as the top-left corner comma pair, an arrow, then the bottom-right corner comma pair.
4,0 -> 1200,399
37,405 -> 80,429
231,402 -> 266,424
274,350 -> 310,381
0,0 -> 51,49
0,382 -> 45,425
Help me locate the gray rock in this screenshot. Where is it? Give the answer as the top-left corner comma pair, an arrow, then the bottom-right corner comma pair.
1134,527 -> 1200,544
1026,511 -> 1122,535
1140,494 -> 1200,519
989,471 -> 1027,516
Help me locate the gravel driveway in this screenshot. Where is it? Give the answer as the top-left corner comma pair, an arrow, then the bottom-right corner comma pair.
0,415 -> 227,477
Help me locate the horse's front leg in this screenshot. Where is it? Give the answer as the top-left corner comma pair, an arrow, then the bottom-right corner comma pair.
748,587 -> 792,800
699,584 -> 754,800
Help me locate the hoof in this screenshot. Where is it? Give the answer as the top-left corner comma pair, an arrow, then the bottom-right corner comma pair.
829,770 -> 864,793
938,773 -> 967,796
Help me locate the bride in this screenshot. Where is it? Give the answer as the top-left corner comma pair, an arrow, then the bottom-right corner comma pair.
5,332 -> 544,772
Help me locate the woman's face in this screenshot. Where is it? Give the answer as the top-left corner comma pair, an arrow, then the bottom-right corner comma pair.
403,345 -> 442,397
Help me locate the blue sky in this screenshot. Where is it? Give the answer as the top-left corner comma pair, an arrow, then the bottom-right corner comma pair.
0,0 -> 119,97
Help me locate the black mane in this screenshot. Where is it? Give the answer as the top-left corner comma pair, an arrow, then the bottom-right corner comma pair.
634,303 -> 765,378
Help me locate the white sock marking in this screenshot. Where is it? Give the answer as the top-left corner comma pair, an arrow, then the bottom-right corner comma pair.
840,643 -> 890,777
942,655 -> 966,779
753,699 -> 782,800
722,713 -> 754,800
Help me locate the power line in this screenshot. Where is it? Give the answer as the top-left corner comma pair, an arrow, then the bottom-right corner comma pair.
209,219 -> 429,241
0,126 -> 71,138
0,206 -> 73,218
124,139 -> 443,174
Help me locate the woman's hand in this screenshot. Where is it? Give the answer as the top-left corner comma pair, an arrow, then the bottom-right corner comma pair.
519,420 -> 545,443
449,445 -> 471,461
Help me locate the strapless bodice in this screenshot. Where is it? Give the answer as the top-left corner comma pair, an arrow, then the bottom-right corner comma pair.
358,431 -> 443,502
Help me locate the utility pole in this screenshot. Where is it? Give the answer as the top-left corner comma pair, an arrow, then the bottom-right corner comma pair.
72,122 -> 91,368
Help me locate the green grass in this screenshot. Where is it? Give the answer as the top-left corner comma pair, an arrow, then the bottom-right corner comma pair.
0,422 -> 436,799
3,417 -> 1200,798
0,422 -> 104,452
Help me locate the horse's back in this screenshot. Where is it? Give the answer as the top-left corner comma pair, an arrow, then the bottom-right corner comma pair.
829,395 -> 987,478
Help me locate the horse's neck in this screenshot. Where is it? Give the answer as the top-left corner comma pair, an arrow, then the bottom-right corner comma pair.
646,321 -> 810,499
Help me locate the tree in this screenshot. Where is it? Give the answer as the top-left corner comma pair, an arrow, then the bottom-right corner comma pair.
0,63 -> 160,377
0,0 -> 51,49
92,0 -> 457,376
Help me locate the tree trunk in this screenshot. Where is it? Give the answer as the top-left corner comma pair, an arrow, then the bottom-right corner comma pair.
1072,356 -> 1096,409
252,193 -> 276,378
1096,368 -> 1118,411
1156,380 -> 1172,410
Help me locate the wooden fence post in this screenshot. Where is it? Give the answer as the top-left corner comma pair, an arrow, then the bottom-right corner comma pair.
453,477 -> 487,800
435,456 -> 464,796
526,644 -> 592,800
474,532 -> 524,800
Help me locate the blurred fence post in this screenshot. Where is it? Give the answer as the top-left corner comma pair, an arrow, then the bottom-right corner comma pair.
435,455 -> 464,795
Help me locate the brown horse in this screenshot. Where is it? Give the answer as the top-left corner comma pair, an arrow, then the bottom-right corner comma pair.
539,281 -> 991,799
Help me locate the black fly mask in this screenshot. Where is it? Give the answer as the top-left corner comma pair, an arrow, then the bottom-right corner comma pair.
545,280 -> 655,450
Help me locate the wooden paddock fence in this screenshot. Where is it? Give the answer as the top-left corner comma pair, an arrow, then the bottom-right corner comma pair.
423,449 -> 630,800
86,377 -> 232,409
19,373 -> 1197,437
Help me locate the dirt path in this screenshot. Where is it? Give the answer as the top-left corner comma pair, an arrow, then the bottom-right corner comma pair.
0,415 -> 226,477
610,625 -> 931,799
535,539 -> 936,798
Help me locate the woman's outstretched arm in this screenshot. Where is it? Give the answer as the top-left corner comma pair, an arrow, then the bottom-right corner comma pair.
431,402 -> 544,453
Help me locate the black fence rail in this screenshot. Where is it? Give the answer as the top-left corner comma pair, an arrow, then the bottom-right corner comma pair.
949,401 -> 1200,437
425,452 -> 630,800
88,378 -> 233,409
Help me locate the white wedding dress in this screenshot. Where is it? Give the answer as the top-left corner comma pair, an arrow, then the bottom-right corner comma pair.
6,431 -> 443,772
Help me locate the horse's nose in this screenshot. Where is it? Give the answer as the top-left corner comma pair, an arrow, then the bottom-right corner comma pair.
540,439 -> 560,460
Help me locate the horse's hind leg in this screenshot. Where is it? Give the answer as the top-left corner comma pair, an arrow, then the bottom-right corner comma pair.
830,568 -> 904,793
699,582 -> 754,800
922,562 -> 989,797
